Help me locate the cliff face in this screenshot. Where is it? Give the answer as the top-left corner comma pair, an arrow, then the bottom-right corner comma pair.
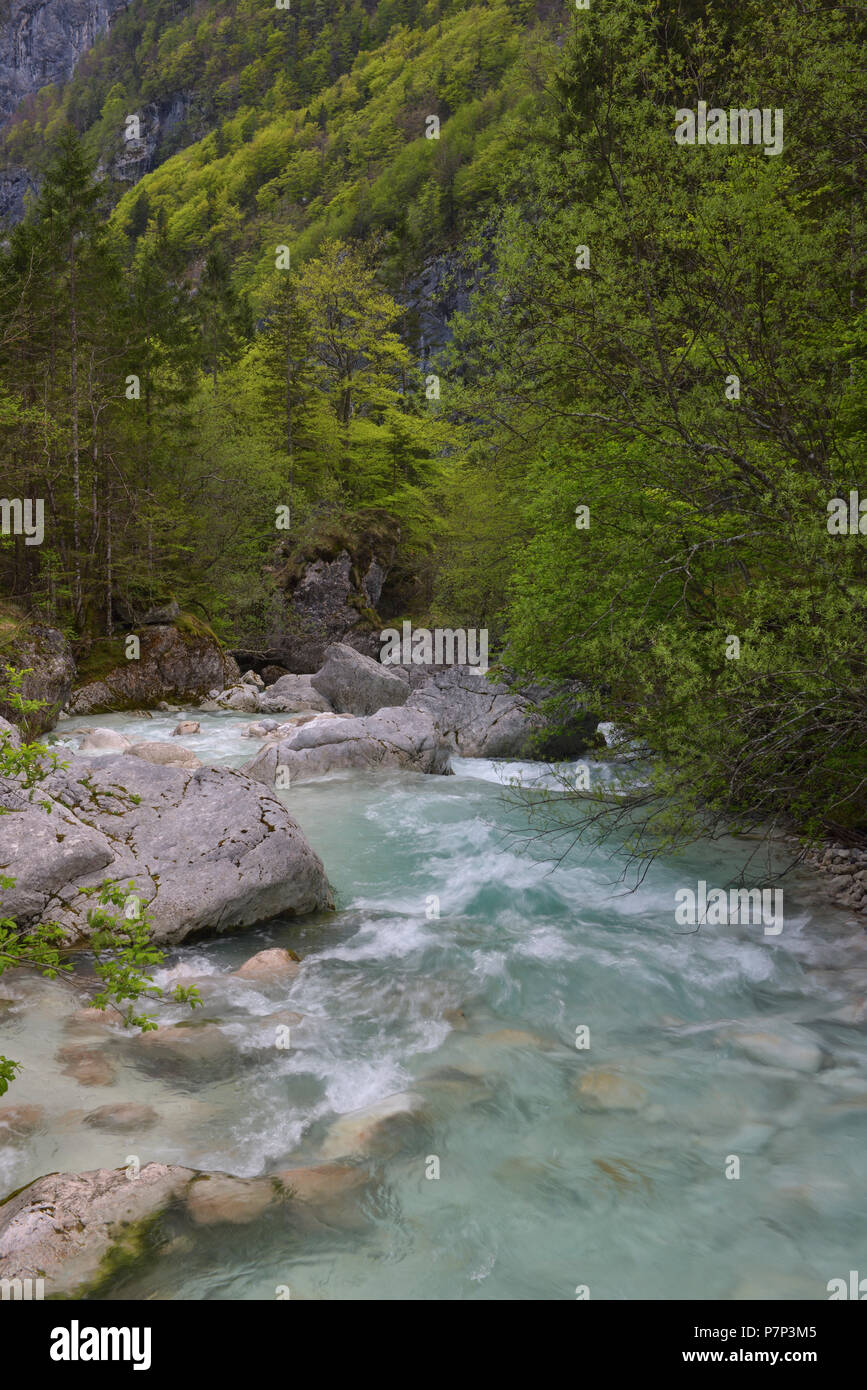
0,0 -> 131,123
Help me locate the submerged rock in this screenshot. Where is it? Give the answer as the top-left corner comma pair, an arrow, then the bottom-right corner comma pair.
132,1022 -> 238,1080
574,1068 -> 648,1112
0,752 -> 333,945
320,1091 -> 427,1159
728,1025 -> 823,1074
185,1172 -> 275,1226
56,1044 -> 117,1087
83,1103 -> 160,1134
0,1104 -> 44,1141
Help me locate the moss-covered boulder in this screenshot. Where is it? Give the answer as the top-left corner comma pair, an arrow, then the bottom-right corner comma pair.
265,509 -> 401,673
68,617 -> 239,715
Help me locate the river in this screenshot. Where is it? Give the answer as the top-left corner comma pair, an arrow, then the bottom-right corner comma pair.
2,707 -> 866,1300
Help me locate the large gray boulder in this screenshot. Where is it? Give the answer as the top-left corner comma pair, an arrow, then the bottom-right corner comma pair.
311,643 -> 409,716
0,753 -> 333,945
407,667 -> 545,758
243,704 -> 449,784
202,683 -> 260,713
257,673 -> 332,715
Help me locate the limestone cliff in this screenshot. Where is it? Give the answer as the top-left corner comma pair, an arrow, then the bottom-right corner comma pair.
0,0 -> 130,123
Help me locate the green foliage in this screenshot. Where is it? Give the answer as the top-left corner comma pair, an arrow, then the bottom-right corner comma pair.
439,0 -> 867,848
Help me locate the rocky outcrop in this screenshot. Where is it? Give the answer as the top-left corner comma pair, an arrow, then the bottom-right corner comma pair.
310,642 -> 409,716
265,509 -> 402,672
0,163 -> 36,221
0,751 -> 333,944
0,611 -> 76,735
0,0 -> 132,124
68,619 -> 240,714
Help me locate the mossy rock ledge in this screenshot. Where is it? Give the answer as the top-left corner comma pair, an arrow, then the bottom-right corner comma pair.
68,618 -> 240,715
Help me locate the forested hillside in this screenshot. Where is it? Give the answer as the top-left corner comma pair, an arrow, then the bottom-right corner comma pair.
1,0 -> 866,847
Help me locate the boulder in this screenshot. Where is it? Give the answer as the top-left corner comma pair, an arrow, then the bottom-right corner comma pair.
206,685 -> 260,713
311,642 -> 410,716
407,666 -> 545,758
257,673 -> 332,714
133,1022 -> 238,1080
0,752 -> 333,945
574,1068 -> 648,1112
240,670 -> 265,689
126,740 -> 201,770
68,620 -> 239,715
171,720 -> 200,737
0,1163 -> 196,1295
232,947 -> 301,982
185,1173 -> 275,1226
0,787 -> 115,923
320,1091 -> 427,1159
83,1103 -> 160,1133
77,727 -> 132,752
242,704 -> 450,785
